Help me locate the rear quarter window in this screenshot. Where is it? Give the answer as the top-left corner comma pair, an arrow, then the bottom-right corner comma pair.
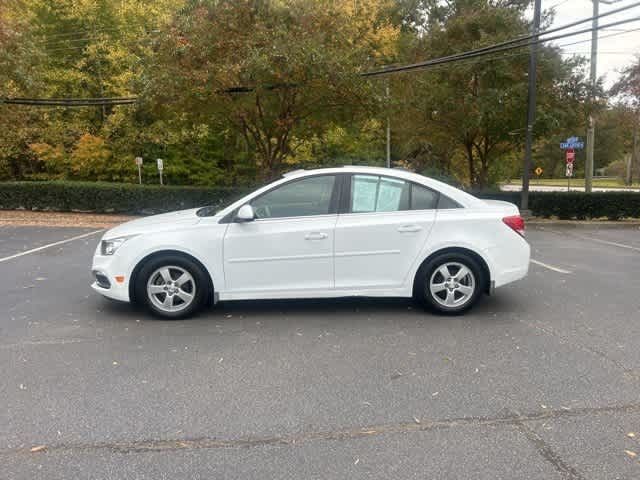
437,194 -> 462,209
411,184 -> 438,210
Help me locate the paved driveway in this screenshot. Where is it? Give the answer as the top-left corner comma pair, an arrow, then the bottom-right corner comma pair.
1,223 -> 639,479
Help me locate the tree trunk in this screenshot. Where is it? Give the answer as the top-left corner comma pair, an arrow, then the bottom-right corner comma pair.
631,127 -> 639,185
464,142 -> 475,187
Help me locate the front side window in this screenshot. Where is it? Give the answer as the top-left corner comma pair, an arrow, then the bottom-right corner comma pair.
251,175 -> 336,219
350,175 -> 410,213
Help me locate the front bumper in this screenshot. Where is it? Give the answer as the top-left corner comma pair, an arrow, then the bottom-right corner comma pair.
91,253 -> 131,302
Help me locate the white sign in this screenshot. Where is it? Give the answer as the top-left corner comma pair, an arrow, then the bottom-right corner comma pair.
135,156 -> 143,166
566,163 -> 573,177
156,158 -> 164,171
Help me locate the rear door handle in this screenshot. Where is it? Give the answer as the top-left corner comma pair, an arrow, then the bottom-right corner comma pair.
397,225 -> 422,233
305,232 -> 328,240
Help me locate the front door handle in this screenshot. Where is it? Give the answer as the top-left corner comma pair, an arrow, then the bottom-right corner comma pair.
397,225 -> 422,233
305,232 -> 328,240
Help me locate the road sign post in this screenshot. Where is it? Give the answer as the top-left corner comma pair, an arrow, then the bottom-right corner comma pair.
157,158 -> 164,185
135,157 -> 143,185
560,137 -> 582,193
565,149 -> 575,192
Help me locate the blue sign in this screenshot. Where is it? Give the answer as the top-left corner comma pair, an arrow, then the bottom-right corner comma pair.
560,136 -> 584,150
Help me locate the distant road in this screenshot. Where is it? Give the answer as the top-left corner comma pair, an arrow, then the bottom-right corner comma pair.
500,184 -> 640,192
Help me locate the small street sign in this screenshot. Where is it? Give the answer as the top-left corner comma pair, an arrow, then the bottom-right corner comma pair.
157,158 -> 164,185
535,167 -> 543,176
566,162 -> 573,177
135,156 -> 143,185
566,149 -> 575,164
560,136 -> 584,150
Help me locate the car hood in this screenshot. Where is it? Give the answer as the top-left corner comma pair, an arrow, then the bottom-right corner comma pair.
104,208 -> 203,238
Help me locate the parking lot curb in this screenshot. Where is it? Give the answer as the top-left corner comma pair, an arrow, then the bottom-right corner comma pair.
528,219 -> 640,229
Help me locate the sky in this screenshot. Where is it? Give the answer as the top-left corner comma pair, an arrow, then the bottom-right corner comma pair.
546,0 -> 640,88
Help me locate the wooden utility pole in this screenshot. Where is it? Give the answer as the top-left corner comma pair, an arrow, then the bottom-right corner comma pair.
521,0 -> 542,212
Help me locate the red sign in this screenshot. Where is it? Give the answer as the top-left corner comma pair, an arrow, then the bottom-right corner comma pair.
566,149 -> 575,164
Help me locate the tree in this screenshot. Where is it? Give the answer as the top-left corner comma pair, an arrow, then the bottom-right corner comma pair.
149,0 -> 399,180
611,58 -> 640,184
390,0 -> 591,188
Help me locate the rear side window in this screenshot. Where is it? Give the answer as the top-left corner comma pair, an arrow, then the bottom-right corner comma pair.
347,175 -> 462,213
351,175 -> 410,213
411,184 -> 438,210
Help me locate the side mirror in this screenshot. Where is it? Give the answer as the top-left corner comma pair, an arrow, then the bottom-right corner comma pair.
236,204 -> 255,222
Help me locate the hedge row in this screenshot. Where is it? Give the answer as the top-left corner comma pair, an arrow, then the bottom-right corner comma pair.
475,191 -> 640,220
0,181 -> 250,215
0,181 -> 638,219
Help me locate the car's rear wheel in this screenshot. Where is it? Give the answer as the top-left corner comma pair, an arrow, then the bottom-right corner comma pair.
135,255 -> 209,319
415,252 -> 484,315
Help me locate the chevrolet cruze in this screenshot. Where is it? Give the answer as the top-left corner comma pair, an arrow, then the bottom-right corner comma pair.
92,166 -> 530,319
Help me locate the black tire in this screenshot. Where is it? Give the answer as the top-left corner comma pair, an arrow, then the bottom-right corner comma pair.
414,252 -> 485,315
134,254 -> 210,320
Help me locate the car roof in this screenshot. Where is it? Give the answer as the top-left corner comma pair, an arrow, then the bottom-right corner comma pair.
282,166 -> 483,208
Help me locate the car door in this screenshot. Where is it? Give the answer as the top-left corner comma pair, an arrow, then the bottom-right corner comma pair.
334,174 -> 437,290
223,174 -> 340,295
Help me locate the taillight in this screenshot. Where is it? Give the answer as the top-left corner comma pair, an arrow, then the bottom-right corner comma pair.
503,215 -> 525,237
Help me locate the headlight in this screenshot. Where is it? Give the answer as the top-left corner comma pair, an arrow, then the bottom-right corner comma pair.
101,235 -> 138,256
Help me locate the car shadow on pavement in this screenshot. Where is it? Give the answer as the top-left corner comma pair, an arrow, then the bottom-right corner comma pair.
96,291 -> 522,325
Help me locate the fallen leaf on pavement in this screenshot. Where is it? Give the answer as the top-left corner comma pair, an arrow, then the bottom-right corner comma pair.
627,432 -> 636,438
413,416 -> 421,424
30,445 -> 46,453
624,450 -> 637,458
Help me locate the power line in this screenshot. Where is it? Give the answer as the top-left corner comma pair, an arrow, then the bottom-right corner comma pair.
556,25 -> 640,48
8,2 -> 640,106
562,51 -> 639,55
362,12 -> 640,77
1,97 -> 137,106
362,0 -> 640,77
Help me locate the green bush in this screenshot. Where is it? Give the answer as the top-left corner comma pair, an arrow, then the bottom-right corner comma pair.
0,181 -> 250,214
0,181 -> 639,219
476,191 -> 640,220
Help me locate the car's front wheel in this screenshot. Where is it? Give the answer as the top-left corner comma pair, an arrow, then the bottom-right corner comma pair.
135,255 -> 209,319
415,252 -> 484,315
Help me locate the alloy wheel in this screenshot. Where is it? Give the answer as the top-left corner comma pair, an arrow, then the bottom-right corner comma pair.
428,262 -> 476,308
146,266 -> 196,313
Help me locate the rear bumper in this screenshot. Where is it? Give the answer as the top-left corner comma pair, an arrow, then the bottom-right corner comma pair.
486,237 -> 530,289
493,263 -> 529,288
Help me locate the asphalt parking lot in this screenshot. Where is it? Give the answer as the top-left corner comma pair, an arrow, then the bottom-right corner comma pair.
1,222 -> 640,479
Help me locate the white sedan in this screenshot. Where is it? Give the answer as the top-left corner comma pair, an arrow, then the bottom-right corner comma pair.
92,166 -> 529,319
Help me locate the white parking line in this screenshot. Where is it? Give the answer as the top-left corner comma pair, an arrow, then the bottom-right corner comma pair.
577,236 -> 640,252
530,259 -> 572,274
535,227 -> 640,253
0,229 -> 103,264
